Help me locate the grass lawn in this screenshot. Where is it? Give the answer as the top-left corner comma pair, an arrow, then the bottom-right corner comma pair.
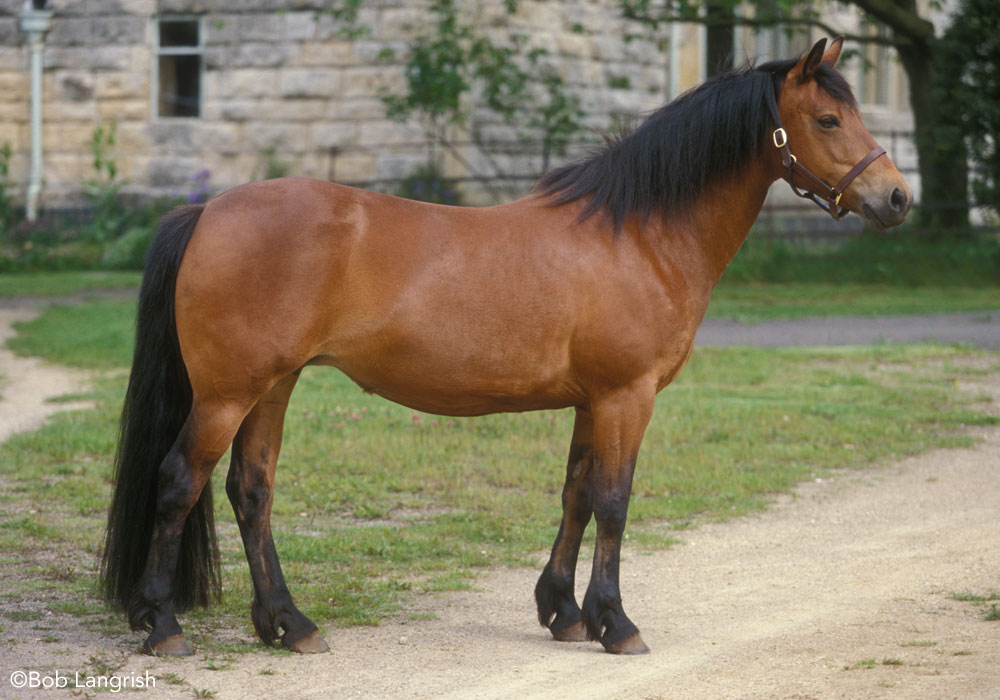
0,271 -> 141,298
0,297 -> 998,648
709,282 -> 1000,321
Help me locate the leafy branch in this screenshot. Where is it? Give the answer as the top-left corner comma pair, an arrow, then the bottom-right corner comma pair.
378,0 -> 586,194
618,0 -> 907,48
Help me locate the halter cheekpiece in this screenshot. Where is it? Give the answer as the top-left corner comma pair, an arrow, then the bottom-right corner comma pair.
767,80 -> 886,220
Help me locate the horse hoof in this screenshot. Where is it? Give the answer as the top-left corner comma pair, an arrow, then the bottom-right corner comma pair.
143,633 -> 193,657
604,633 -> 650,655
551,620 -> 588,642
283,629 -> 330,654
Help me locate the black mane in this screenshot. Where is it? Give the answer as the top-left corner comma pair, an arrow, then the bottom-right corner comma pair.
534,57 -> 856,231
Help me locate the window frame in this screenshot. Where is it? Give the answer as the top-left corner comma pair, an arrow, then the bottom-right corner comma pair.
856,27 -> 894,111
152,15 -> 204,120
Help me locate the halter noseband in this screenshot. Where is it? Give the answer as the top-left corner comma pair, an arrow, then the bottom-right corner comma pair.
767,80 -> 886,220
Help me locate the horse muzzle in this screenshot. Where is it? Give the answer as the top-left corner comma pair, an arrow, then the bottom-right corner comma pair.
858,182 -> 912,230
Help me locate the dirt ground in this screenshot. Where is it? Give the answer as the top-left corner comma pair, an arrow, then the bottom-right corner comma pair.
1,305 -> 998,699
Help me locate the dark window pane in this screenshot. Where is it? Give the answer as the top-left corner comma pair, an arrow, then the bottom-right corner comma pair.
159,54 -> 200,117
705,2 -> 734,77
160,20 -> 199,48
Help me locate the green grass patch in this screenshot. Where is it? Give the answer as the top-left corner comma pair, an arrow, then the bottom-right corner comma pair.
8,300 -> 136,369
708,283 -> 1000,321
714,230 -> 1000,320
951,590 -> 1000,621
950,590 -> 1000,604
0,271 -> 139,297
0,298 -> 998,645
3,609 -> 44,622
725,230 -> 1000,287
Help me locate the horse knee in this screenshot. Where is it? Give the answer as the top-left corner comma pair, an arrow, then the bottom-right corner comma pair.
592,494 -> 629,535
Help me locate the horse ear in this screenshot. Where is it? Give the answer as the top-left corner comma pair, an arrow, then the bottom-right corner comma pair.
822,36 -> 844,67
794,37 -> 828,84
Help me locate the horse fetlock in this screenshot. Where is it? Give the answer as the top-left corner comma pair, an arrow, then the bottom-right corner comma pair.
583,599 -> 649,655
252,597 -> 320,651
534,564 -> 580,629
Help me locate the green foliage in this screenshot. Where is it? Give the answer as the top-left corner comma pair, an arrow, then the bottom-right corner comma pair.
380,0 -> 585,179
82,122 -> 129,243
101,225 -> 153,270
532,72 -> 586,171
324,0 -> 371,39
255,144 -> 290,180
394,162 -> 461,205
381,0 -> 469,129
0,141 -> 13,235
937,0 -> 1000,217
723,231 -> 1000,286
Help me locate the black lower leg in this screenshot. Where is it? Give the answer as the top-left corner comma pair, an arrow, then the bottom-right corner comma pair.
227,469 -> 321,649
227,381 -> 327,654
132,447 -> 205,655
582,457 -> 648,654
536,414 -> 594,641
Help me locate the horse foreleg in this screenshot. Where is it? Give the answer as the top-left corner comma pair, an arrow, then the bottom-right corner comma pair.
226,373 -> 329,654
581,386 -> 654,655
535,406 -> 594,642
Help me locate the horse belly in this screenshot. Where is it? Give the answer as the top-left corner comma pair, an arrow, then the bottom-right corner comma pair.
317,316 -> 583,417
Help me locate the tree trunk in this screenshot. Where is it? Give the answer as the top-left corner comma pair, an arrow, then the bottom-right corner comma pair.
896,38 -> 970,233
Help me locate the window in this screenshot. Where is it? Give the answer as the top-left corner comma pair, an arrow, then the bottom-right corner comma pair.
857,28 -> 892,108
155,18 -> 202,118
748,24 -> 811,64
705,2 -> 734,77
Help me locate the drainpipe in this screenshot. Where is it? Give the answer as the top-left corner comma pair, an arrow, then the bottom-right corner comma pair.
19,1 -> 53,221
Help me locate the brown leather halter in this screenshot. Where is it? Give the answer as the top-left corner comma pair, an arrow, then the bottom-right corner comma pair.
772,124 -> 885,220
767,82 -> 886,220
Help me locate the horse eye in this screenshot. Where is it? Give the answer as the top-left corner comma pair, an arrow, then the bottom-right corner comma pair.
818,115 -> 840,129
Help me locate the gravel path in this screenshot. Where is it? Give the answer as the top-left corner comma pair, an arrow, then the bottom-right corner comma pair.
697,309 -> 1000,350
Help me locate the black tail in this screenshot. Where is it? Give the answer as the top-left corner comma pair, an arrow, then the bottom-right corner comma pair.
100,204 -> 221,617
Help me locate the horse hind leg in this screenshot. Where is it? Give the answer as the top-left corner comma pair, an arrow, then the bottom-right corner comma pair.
225,372 -> 329,654
535,406 -> 594,643
132,399 -> 247,656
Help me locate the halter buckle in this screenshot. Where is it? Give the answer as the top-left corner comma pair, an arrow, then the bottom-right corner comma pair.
772,128 -> 788,149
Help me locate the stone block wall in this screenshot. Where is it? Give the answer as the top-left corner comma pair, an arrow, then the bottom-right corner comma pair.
0,0 -> 916,210
0,0 -> 677,209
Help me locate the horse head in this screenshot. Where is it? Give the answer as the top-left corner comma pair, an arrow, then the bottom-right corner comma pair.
775,37 -> 912,229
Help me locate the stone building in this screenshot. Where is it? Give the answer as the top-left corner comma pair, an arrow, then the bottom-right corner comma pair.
0,0 -> 917,213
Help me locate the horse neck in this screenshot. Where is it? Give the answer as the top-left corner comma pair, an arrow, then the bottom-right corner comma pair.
655,154 -> 778,289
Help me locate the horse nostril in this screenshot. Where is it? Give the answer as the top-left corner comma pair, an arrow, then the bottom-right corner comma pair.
889,187 -> 907,213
